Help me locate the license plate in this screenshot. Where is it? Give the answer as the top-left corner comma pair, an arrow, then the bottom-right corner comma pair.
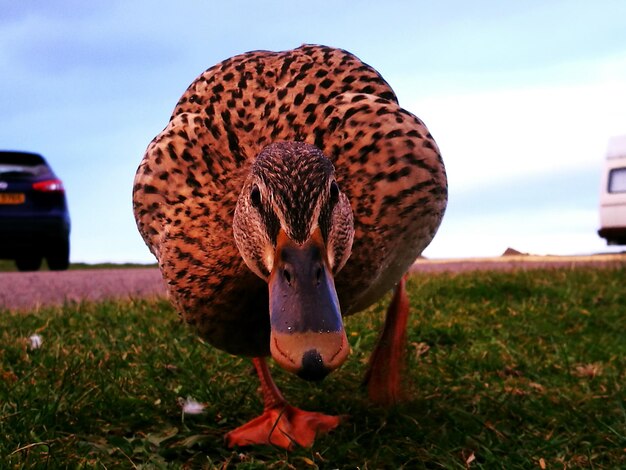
0,193 -> 25,204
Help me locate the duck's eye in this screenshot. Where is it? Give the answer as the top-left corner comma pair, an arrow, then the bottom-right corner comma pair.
250,184 -> 262,208
330,181 -> 339,204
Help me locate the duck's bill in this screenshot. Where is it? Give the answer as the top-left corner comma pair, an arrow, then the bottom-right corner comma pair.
268,229 -> 349,381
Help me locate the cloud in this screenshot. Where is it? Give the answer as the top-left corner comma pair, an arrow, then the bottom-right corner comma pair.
2,1 -> 625,262
1,6 -> 180,75
410,79 -> 626,194
422,164 -> 613,258
425,206 -> 613,258
0,2 -> 107,24
408,53 -> 626,258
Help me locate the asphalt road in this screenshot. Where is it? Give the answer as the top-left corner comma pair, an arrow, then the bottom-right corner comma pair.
0,268 -> 166,311
1,253 -> 623,311
409,253 -> 626,273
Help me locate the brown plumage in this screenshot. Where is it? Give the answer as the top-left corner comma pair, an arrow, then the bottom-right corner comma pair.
133,44 -> 447,448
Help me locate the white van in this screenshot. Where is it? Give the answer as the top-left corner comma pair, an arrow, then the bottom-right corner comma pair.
598,135 -> 626,245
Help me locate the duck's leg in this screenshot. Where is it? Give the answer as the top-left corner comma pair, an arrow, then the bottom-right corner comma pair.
363,274 -> 410,406
225,357 -> 341,450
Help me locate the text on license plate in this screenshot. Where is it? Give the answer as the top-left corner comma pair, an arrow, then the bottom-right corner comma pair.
0,193 -> 26,204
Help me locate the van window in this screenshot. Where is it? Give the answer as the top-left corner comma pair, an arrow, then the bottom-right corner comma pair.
608,167 -> 626,193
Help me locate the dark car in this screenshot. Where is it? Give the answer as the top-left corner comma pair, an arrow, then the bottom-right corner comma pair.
0,151 -> 71,271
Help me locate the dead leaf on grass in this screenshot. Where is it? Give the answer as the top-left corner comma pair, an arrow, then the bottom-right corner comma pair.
504,386 -> 528,396
573,363 -> 603,378
411,341 -> 430,358
298,456 -> 316,467
484,421 -> 507,440
1,369 -> 18,383
498,365 -> 522,378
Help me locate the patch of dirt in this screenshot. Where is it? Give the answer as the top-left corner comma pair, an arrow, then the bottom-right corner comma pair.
502,247 -> 527,256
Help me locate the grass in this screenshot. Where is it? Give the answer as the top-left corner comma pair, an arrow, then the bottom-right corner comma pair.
1,267 -> 625,468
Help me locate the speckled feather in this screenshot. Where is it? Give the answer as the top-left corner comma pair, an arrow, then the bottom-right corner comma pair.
133,44 -> 447,356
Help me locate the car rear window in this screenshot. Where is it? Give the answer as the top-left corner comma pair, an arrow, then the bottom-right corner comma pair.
0,152 -> 50,177
608,167 -> 626,193
0,152 -> 46,165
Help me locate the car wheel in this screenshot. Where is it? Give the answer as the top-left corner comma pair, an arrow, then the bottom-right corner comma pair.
47,238 -> 70,271
16,256 -> 43,272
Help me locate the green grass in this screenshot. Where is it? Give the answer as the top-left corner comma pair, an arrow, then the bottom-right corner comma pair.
1,267 -> 625,468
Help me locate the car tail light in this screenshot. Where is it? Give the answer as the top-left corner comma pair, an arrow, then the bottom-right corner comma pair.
33,179 -> 65,192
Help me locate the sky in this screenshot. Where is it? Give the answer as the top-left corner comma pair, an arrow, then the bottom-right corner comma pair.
1,0 -> 625,263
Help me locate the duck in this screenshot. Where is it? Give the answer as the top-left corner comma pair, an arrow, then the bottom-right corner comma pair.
133,44 -> 447,450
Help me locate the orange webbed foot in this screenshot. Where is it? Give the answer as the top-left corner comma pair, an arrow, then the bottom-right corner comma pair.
225,357 -> 342,450
225,404 -> 341,450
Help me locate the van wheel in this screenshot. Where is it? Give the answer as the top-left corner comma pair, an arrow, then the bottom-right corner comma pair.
16,256 -> 43,272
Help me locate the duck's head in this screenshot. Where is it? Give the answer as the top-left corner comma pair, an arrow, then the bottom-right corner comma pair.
233,141 -> 354,381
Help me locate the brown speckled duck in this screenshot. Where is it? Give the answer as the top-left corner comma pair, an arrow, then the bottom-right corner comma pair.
133,44 -> 447,449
